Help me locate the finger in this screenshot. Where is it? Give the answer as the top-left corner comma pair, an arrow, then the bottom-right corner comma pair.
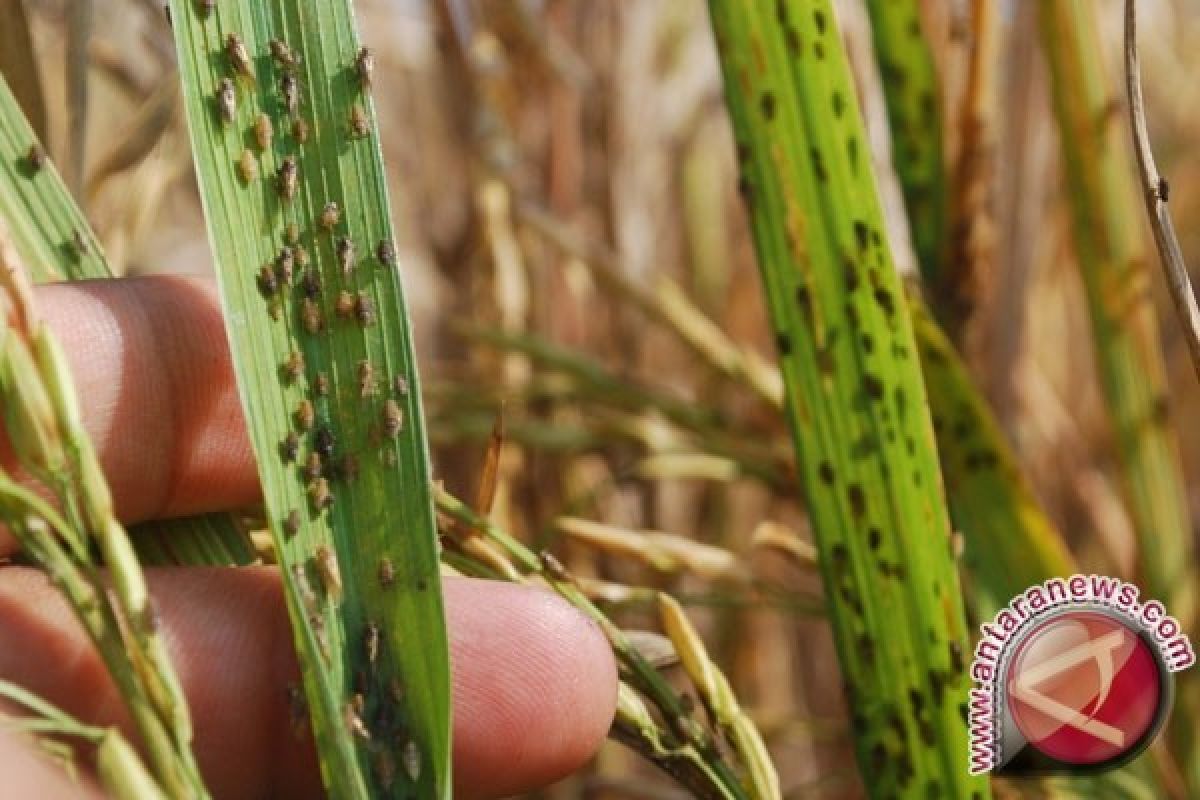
0,570 -> 617,799
15,276 -> 258,525
0,727 -> 103,799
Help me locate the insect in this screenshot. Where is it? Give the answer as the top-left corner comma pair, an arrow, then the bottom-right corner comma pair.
226,33 -> 255,82
363,621 -> 380,665
254,113 -> 273,151
303,452 -> 323,482
344,702 -> 370,740
357,360 -> 376,396
283,350 -> 305,382
308,478 -> 333,511
382,399 -> 404,437
335,236 -> 356,276
314,372 -> 330,396
349,105 -> 369,138
294,245 -> 310,268
285,221 -> 299,244
320,201 -> 340,230
314,544 -> 342,601
276,246 -> 296,284
281,73 -> 301,117
378,557 -> 396,588
283,509 -> 301,537
291,117 -> 309,144
280,431 -> 300,463
301,298 -> 323,334
355,292 -> 375,327
401,740 -> 420,783
278,156 -> 298,202
314,424 -> 336,460
376,239 -> 396,268
72,229 -> 90,257
335,290 -> 356,319
269,38 -> 301,72
195,0 -> 215,17
311,612 -> 331,659
216,78 -> 237,123
238,149 -> 257,184
257,264 -> 278,296
295,399 -> 315,431
355,47 -> 374,89
393,376 -> 409,396
26,144 -> 45,172
301,267 -> 321,299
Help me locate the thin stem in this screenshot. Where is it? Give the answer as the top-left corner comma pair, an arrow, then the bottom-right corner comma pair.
1124,0 -> 1200,382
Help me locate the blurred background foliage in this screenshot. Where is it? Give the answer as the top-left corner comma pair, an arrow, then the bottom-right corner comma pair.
5,0 -> 1200,796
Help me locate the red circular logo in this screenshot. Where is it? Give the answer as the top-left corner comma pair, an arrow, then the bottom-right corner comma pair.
1005,610 -> 1165,766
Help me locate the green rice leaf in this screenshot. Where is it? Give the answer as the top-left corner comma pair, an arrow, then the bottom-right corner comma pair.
165,2 -> 450,796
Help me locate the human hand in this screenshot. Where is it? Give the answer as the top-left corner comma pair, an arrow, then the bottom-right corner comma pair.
0,275 -> 617,799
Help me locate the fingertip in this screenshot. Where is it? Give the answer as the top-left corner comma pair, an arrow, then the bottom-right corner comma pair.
446,579 -> 617,799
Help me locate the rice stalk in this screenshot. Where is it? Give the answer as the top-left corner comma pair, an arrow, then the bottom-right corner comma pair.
1039,0 -> 1195,626
706,2 -> 986,796
0,224 -> 204,796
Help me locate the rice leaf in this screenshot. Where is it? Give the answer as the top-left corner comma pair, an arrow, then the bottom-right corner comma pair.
706,2 -> 987,796
0,73 -> 254,566
165,2 -> 450,796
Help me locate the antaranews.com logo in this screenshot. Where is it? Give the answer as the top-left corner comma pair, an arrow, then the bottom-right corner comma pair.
968,574 -> 1194,775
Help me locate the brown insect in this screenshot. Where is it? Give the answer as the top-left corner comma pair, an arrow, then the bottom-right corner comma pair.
393,376 -> 409,396
344,702 -> 370,740
314,372 -> 330,396
276,246 -> 296,284
294,244 -> 310,268
314,544 -> 342,601
314,425 -> 336,460
280,431 -> 300,463
382,398 -> 404,437
355,47 -> 374,89
195,0 -> 215,17
26,144 -> 45,172
285,221 -> 299,244
226,33 -> 255,82
335,290 -> 356,319
355,292 -> 375,327
283,509 -> 301,537
357,360 -> 376,396
257,264 -> 279,296
320,201 -> 340,230
291,117 -> 309,144
363,621 -> 380,665
335,236 -> 356,276
301,298 -> 323,334
269,38 -> 301,72
349,105 -> 369,138
283,350 -> 305,382
401,740 -> 420,783
292,564 -> 319,614
216,78 -> 237,123
278,156 -> 298,202
376,238 -> 396,268
281,73 -> 301,117
378,557 -> 396,588
295,399 -> 315,431
308,478 -> 333,512
301,267 -> 321,299
254,112 -> 273,151
303,452 -> 323,482
238,149 -> 257,183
